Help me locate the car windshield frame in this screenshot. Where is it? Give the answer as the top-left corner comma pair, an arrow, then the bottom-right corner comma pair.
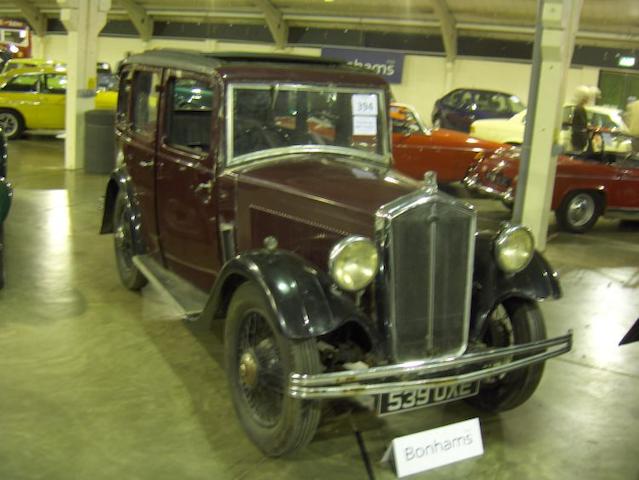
225,82 -> 391,169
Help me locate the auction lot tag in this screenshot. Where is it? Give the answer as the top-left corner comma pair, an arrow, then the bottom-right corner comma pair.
351,94 -> 378,116
381,418 -> 483,478
353,115 -> 377,135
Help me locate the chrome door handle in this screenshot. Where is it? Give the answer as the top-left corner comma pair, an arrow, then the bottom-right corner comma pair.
138,160 -> 153,168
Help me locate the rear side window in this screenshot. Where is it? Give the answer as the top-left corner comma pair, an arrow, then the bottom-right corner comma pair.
131,70 -> 161,136
2,74 -> 39,92
165,77 -> 213,153
116,68 -> 132,126
43,74 -> 66,94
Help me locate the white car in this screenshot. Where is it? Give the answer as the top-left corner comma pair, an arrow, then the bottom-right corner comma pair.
469,105 -> 632,154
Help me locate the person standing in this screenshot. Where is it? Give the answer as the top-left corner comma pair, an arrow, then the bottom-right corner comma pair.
571,86 -> 590,152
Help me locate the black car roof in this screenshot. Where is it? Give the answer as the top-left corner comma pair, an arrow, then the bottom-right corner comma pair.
120,49 -> 350,76
446,88 -> 519,97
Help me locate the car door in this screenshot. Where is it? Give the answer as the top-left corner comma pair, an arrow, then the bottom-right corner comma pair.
118,66 -> 163,259
616,158 -> 639,208
154,70 -> 220,291
37,72 -> 66,129
0,72 -> 43,128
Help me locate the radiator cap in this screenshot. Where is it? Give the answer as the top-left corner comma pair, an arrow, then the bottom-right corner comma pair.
423,171 -> 438,191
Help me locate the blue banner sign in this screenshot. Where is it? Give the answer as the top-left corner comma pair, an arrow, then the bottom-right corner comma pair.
321,48 -> 404,84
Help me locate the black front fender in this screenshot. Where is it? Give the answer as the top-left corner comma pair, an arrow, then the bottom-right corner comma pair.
470,232 -> 562,340
201,250 -> 364,340
99,166 -> 146,255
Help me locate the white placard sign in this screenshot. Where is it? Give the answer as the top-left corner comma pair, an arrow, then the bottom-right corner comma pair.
352,94 -> 378,116
353,115 -> 377,136
381,418 -> 484,478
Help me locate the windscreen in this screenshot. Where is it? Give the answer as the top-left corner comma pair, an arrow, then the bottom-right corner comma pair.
228,85 -> 388,165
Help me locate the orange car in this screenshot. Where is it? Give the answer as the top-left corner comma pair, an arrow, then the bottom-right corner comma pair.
391,103 -> 502,183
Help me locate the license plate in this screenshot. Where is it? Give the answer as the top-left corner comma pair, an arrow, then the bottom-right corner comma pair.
376,382 -> 480,416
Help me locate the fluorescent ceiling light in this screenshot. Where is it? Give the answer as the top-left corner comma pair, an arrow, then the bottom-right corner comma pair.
619,56 -> 636,67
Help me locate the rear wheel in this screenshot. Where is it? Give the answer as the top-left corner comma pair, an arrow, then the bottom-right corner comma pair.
225,282 -> 321,456
113,191 -> 147,290
466,300 -> 546,412
0,109 -> 24,140
555,191 -> 601,233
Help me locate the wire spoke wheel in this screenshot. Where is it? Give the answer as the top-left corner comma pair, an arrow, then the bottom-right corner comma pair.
236,311 -> 286,427
112,192 -> 146,290
225,282 -> 321,456
466,300 -> 546,412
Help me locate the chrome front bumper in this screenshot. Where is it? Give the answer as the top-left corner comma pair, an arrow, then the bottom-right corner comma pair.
288,332 -> 572,399
463,173 -> 513,204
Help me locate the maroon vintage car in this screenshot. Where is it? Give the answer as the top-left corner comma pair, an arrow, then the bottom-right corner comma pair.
100,50 -> 571,456
465,146 -> 639,233
391,103 -> 502,183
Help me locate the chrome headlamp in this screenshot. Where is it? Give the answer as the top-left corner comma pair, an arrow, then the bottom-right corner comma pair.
329,236 -> 379,292
494,224 -> 534,273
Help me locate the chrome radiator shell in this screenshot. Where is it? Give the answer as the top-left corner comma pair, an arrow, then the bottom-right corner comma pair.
375,184 -> 476,363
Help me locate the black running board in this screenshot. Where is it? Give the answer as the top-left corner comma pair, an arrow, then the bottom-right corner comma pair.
132,254 -> 208,317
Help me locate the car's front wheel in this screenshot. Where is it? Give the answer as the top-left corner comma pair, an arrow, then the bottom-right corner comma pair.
225,281 -> 321,457
466,299 -> 546,412
555,190 -> 601,233
0,109 -> 24,140
112,191 -> 147,290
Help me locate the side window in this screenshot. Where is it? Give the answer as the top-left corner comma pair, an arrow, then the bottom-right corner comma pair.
165,77 -> 213,153
459,91 -> 473,109
43,74 -> 67,94
2,74 -> 39,92
444,91 -> 462,107
116,68 -> 132,126
131,70 -> 161,137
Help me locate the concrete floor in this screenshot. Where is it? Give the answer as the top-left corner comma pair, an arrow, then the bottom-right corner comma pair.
1,137 -> 638,480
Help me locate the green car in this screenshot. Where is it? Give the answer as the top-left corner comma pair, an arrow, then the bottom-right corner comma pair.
0,130 -> 11,288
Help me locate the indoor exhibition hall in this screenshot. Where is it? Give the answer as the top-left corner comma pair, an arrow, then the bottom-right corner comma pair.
0,1 -> 637,479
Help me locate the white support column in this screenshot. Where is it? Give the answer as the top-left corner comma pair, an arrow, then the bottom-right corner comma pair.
118,0 -> 153,42
13,0 -> 46,58
517,0 -> 582,250
431,0 -> 457,93
444,60 -> 454,91
57,0 -> 111,171
13,0 -> 46,37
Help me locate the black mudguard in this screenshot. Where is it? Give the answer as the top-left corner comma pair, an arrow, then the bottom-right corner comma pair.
470,232 -> 562,341
99,166 -> 146,255
201,249 -> 367,340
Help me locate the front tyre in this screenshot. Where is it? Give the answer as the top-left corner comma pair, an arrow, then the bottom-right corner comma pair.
225,282 -> 321,457
555,190 -> 601,233
467,300 -> 546,412
112,191 -> 147,290
0,109 -> 24,140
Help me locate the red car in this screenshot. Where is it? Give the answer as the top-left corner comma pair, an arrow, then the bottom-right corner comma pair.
464,147 -> 639,233
391,103 -> 502,183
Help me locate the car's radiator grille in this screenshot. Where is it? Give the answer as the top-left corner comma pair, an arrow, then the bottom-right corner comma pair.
378,192 -> 476,362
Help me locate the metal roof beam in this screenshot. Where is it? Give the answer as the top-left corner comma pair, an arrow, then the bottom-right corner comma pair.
12,0 -> 46,37
253,0 -> 288,49
430,0 -> 457,61
118,0 -> 153,41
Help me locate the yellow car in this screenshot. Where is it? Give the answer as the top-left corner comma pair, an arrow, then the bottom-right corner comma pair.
0,66 -> 117,139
